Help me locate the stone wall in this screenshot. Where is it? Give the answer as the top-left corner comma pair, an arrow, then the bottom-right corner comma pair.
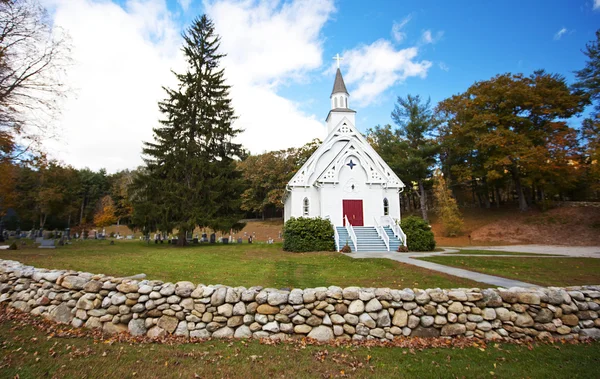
1,259 -> 599,341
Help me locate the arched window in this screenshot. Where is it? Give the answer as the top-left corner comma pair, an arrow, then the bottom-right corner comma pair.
383,198 -> 389,216
345,97 -> 348,108
334,97 -> 338,108
303,198 -> 310,216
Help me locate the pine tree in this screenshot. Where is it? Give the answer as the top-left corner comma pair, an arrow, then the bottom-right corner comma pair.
132,15 -> 245,246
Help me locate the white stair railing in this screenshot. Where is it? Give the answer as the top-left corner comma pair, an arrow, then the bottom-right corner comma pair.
381,215 -> 407,247
334,226 -> 340,252
344,215 -> 357,251
373,217 -> 390,251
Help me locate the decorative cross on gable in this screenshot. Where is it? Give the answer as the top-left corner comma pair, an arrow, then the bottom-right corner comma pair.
347,159 -> 356,170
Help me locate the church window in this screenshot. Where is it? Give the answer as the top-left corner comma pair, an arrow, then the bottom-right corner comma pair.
303,198 -> 310,216
345,97 -> 348,108
383,198 -> 389,215
334,97 -> 338,108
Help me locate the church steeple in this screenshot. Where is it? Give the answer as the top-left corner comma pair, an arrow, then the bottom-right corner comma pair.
330,68 -> 350,110
326,57 -> 356,134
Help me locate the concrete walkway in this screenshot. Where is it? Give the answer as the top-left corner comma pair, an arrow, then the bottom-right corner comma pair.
453,245 -> 600,258
345,250 -> 539,288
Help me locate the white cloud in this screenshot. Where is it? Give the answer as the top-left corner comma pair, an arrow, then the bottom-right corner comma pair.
391,15 -> 411,43
40,0 -> 183,172
205,0 -> 335,154
594,0 -> 600,10
39,0 -> 335,171
178,0 -> 192,11
438,62 -> 449,72
336,40 -> 432,106
421,29 -> 444,44
554,27 -> 567,40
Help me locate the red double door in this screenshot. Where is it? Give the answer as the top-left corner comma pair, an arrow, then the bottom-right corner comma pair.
343,200 -> 364,226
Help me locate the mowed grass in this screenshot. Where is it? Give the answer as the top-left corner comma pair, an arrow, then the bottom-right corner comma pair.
419,256 -> 600,287
1,313 -> 599,379
0,240 -> 482,289
443,249 -> 560,256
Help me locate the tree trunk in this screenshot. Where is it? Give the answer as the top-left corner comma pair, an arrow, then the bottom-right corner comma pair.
418,179 -> 428,222
79,198 -> 85,225
177,229 -> 187,247
495,186 -> 501,208
512,169 -> 528,212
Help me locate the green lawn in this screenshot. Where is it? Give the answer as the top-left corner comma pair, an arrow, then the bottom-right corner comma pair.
419,256 -> 600,287
0,240 -> 482,289
443,249 -> 560,256
0,308 -> 598,378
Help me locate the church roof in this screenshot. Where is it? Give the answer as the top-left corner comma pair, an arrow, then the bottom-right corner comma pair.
331,68 -> 349,96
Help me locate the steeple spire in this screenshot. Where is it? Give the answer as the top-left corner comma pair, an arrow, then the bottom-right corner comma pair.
331,68 -> 349,97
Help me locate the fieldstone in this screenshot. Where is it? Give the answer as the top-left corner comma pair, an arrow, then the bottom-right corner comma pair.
561,314 -> 579,326
211,287 -> 227,306
257,304 -> 279,315
306,315 -> 322,326
481,289 -> 503,307
348,300 -> 365,314
61,276 -> 89,290
327,286 -> 343,299
263,321 -> 280,333
83,280 -> 103,293
303,289 -> 316,303
441,323 -> 466,336
392,310 -> 408,327
412,326 -> 440,337
138,284 -> 153,294
147,326 -> 166,338
322,314 -> 332,326
157,315 -> 179,334
515,312 -> 534,327
434,315 -> 447,325
149,291 -> 162,300
343,287 -> 360,300
518,292 -> 541,305
268,291 -> 289,306
358,288 -> 375,301
375,310 -> 390,327
294,324 -> 312,334
408,315 -> 420,329
331,314 -> 345,325
415,291 -> 430,304
211,326 -> 233,338
234,325 -> 252,338
280,323 -> 294,334
580,328 -> 600,339
76,295 -> 96,310
430,290 -> 448,303
255,314 -> 268,324
103,322 -> 128,334
50,303 -> 72,324
308,326 -> 334,341
175,281 -> 195,297
448,291 -> 467,301
477,321 -> 492,332
556,325 -> 571,335
288,289 -> 304,304
111,293 -> 127,306
534,308 -> 554,323
174,321 -> 189,337
128,319 -> 147,336
365,298 -> 383,312
370,328 -> 386,338
344,314 -> 359,325
420,316 -> 434,327
160,283 -> 176,296
217,303 -> 233,317
496,307 -> 510,321
71,318 -> 84,328
191,329 -> 211,339
482,308 -> 496,320
359,313 -> 376,328
116,282 -> 139,293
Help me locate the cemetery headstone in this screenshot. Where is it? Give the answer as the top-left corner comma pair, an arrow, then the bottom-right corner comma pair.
210,233 -> 216,244
248,236 -> 253,244
237,237 -> 243,244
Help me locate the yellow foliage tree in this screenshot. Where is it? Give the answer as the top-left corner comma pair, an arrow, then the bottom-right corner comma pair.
93,195 -> 116,228
433,170 -> 463,237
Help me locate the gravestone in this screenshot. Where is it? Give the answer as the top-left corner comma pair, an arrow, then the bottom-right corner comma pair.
221,237 -> 229,244
210,233 -> 216,243
237,237 -> 243,244
38,239 -> 55,249
201,233 -> 208,243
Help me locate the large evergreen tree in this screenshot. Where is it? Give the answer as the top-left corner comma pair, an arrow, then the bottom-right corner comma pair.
132,15 -> 244,246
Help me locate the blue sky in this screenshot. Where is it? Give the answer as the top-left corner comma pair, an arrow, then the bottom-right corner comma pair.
42,0 -> 600,171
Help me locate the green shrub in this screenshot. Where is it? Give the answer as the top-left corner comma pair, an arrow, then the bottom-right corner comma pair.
8,242 -> 18,250
400,216 -> 436,251
283,217 -> 335,252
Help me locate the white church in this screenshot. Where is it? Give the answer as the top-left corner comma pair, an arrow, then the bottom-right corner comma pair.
283,64 -> 407,252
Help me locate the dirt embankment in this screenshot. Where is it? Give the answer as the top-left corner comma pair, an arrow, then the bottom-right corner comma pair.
431,206 -> 600,247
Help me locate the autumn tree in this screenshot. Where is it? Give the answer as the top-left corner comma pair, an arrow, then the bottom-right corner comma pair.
433,169 -> 463,237
93,195 -> 116,228
109,169 -> 134,225
0,0 -> 70,162
133,16 -> 244,245
437,71 -> 586,211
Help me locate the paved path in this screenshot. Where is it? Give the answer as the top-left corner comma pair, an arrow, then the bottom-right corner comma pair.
345,250 -> 539,288
453,245 -> 600,258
